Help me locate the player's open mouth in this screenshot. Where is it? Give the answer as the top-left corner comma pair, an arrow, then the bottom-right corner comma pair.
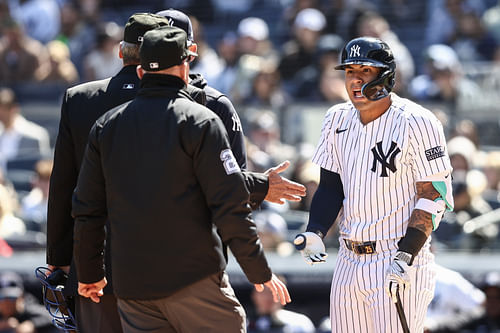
352,89 -> 364,98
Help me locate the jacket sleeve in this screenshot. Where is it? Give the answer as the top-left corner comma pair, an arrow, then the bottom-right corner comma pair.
208,95 -> 247,170
71,123 -> 107,284
242,171 -> 269,210
190,116 -> 271,284
46,92 -> 78,266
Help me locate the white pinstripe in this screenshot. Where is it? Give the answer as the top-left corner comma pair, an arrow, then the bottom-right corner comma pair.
313,94 -> 449,332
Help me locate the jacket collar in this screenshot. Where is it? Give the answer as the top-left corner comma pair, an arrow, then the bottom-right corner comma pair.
137,74 -> 193,101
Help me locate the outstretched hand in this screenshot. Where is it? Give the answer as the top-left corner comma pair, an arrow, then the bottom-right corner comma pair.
254,274 -> 291,305
264,161 -> 306,204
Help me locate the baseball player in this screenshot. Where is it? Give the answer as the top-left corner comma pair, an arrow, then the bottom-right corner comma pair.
294,37 -> 454,333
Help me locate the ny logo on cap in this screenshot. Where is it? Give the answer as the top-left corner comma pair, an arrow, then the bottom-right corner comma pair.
350,44 -> 361,57
166,18 -> 174,26
149,62 -> 159,69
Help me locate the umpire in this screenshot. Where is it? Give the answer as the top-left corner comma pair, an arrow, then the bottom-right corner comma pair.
73,25 -> 290,333
45,13 -> 169,333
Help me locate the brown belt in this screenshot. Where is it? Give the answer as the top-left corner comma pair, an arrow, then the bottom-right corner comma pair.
344,239 -> 377,254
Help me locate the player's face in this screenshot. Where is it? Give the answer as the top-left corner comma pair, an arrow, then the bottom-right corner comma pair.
344,64 -> 381,111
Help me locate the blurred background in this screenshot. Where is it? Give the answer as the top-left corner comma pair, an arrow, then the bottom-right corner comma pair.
0,0 -> 500,332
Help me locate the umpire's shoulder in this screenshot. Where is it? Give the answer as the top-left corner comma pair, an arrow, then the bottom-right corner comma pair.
65,77 -> 112,101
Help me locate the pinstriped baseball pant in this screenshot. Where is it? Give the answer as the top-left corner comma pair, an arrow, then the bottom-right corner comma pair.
330,238 -> 436,333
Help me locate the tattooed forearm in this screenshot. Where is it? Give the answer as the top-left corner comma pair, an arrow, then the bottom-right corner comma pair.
409,181 -> 441,237
408,209 -> 432,236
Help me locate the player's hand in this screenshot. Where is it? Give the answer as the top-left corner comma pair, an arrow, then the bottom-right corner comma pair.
254,274 -> 292,306
293,232 -> 328,265
384,251 -> 414,303
264,160 -> 306,204
78,278 -> 107,303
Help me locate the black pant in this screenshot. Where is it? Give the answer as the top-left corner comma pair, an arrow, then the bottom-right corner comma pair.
75,294 -> 123,333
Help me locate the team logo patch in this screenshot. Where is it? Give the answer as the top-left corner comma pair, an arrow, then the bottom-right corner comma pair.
149,62 -> 159,69
122,83 -> 134,89
220,149 -> 240,175
371,141 -> 401,177
425,146 -> 445,161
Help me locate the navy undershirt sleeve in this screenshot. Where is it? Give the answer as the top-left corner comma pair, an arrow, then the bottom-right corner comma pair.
306,168 -> 344,237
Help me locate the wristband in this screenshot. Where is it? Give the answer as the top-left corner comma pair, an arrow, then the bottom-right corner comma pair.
397,227 -> 428,265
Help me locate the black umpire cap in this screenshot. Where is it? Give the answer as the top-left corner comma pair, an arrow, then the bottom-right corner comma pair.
140,26 -> 197,71
155,9 -> 194,43
123,13 -> 169,44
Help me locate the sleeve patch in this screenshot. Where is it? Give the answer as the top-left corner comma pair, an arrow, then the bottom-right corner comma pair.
220,149 -> 241,175
425,146 -> 445,161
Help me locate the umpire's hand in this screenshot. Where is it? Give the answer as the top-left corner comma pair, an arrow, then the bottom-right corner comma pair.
264,161 -> 306,204
294,232 -> 328,265
78,278 -> 107,303
254,274 -> 291,305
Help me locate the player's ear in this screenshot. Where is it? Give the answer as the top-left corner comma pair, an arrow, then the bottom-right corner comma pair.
189,43 -> 197,55
136,65 -> 145,79
118,41 -> 124,59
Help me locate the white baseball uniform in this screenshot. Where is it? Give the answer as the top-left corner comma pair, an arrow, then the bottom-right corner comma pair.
312,93 -> 452,333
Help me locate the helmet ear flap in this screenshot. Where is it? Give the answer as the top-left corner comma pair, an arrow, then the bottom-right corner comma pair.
361,69 -> 395,101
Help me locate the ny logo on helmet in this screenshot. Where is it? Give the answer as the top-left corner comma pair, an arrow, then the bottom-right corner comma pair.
350,44 -> 361,57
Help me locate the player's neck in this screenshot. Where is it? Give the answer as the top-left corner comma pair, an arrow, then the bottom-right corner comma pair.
359,96 -> 392,125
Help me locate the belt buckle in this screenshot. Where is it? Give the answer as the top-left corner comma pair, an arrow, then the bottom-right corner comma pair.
364,244 -> 374,254
351,240 -> 361,255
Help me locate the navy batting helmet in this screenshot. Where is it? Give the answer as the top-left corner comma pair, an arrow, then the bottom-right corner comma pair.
35,267 -> 77,331
335,37 -> 396,101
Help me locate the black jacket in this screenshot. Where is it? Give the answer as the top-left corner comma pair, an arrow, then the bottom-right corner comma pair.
72,74 -> 272,300
189,73 -> 268,207
47,65 -> 140,295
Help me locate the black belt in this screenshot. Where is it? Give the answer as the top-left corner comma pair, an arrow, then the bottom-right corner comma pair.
344,239 -> 377,254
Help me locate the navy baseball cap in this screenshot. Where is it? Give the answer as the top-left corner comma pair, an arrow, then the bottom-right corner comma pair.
155,9 -> 194,43
140,26 -> 197,71
0,271 -> 24,299
124,13 -> 169,44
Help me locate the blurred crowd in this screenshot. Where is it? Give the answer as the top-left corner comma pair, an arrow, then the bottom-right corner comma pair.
0,0 -> 499,332
0,0 -> 499,254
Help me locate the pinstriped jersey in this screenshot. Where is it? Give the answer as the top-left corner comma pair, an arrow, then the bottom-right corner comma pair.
312,94 -> 451,241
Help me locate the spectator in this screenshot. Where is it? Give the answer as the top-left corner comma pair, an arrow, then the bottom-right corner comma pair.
294,160 -> 320,212
0,18 -> 51,83
8,0 -> 61,44
20,158 -> 52,233
462,271 -> 500,332
213,31 -> 239,95
409,44 -> 482,112
0,88 -> 51,172
425,263 -> 486,332
482,151 -> 500,208
244,60 -> 289,110
449,10 -> 498,62
43,40 -> 79,84
247,275 -> 315,333
0,183 -> 24,240
187,15 -> 224,87
278,7 -> 326,91
0,271 -> 57,333
253,210 -> 289,252
483,0 -> 500,43
229,17 -> 278,102
82,21 -> 122,81
246,110 -> 297,175
55,1 -> 95,77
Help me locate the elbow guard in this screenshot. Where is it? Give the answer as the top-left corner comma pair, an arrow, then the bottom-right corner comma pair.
414,198 -> 446,230
416,171 -> 455,230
